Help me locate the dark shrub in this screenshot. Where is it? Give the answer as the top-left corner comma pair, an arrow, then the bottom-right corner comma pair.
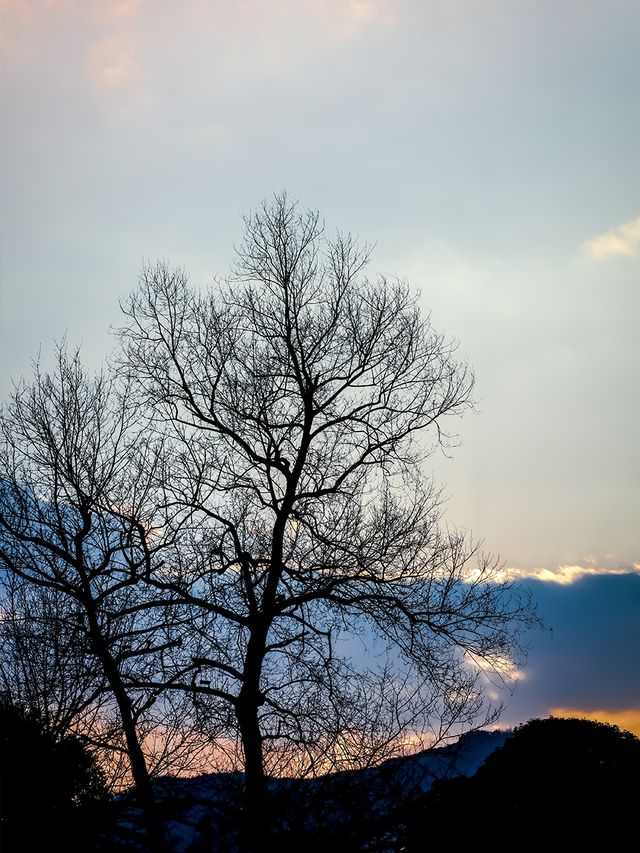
0,695 -> 112,852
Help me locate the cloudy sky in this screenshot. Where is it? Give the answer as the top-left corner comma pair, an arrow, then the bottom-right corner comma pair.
1,0 -> 639,733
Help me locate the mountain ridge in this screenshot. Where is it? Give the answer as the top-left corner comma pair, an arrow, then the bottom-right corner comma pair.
107,728 -> 509,851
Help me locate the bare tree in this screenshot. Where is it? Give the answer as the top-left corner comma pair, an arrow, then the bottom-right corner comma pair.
119,194 -> 534,847
0,346 -> 183,852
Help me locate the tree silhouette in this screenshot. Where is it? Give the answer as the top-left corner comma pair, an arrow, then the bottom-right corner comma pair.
119,193 -> 534,847
0,347 -> 179,851
405,716 -> 640,849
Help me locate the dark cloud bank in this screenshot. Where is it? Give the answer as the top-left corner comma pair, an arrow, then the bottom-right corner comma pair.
506,572 -> 640,724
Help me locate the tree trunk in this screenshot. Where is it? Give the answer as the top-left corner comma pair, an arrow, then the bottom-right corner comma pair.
118,695 -> 168,853
236,696 -> 269,851
236,504 -> 294,847
237,622 -> 271,851
85,607 -> 168,853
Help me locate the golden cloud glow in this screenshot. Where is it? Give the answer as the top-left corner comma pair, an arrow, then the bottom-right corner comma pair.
503,562 -> 640,585
583,216 -> 640,260
548,707 -> 640,737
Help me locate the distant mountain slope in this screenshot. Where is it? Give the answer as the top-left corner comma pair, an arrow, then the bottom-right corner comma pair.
105,729 -> 508,852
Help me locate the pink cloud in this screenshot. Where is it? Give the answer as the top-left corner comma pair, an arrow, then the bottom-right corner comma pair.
88,34 -> 137,90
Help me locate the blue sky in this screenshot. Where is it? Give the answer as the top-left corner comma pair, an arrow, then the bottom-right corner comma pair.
1,0 -> 638,732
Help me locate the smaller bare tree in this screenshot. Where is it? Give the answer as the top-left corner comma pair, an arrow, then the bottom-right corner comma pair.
0,345 -> 186,851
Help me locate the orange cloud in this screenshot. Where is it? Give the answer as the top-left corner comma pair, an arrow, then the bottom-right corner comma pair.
548,707 -> 640,737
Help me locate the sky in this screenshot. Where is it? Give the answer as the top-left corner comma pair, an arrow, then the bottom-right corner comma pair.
1,0 -> 639,735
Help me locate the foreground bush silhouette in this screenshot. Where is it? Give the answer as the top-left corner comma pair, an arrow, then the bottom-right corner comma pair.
0,696 -> 111,852
405,716 -> 640,849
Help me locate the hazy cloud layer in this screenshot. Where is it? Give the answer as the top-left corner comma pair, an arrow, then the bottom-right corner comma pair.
1,1 -> 639,728
2,0 -> 638,573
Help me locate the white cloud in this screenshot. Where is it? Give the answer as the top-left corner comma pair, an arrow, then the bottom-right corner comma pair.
583,217 -> 640,260
465,651 -> 526,684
